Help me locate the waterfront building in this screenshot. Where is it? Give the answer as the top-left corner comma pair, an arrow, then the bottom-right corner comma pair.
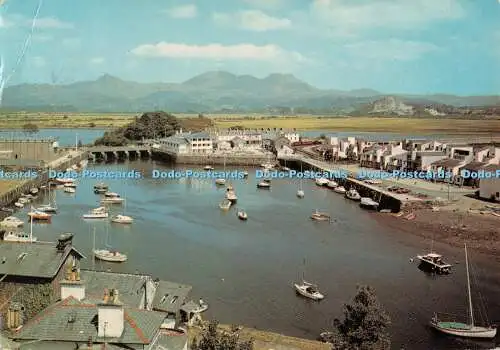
329,137 -> 358,159
479,164 -> 500,202
0,235 -> 85,326
156,130 -> 213,155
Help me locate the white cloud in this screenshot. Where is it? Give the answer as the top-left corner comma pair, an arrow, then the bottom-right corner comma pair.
311,0 -> 465,31
242,0 -> 284,9
213,10 -> 291,31
90,57 -> 105,64
131,42 -> 306,62
33,17 -> 73,29
30,56 -> 45,67
165,4 -> 197,19
344,39 -> 439,61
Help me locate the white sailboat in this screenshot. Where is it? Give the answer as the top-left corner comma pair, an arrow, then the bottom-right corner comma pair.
297,162 -> 305,198
36,186 -> 58,213
111,195 -> 133,224
430,244 -> 497,339
93,226 -> 127,263
294,259 -> 324,301
82,206 -> 108,219
215,156 -> 226,186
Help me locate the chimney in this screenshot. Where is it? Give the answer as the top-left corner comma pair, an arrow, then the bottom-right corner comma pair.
87,336 -> 93,349
98,289 -> 124,339
56,233 -> 74,251
60,266 -> 85,301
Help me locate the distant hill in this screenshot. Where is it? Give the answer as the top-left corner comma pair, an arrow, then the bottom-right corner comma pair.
1,71 -> 499,115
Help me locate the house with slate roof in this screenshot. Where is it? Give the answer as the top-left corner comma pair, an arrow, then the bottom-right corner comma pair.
0,234 -> 85,328
8,270 -> 189,349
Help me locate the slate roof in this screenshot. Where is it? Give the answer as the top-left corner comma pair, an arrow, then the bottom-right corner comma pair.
156,330 -> 188,349
416,151 -> 446,156
460,161 -> 487,172
180,300 -> 199,313
0,242 -> 84,279
431,159 -> 463,168
483,164 -> 500,172
152,280 -> 192,313
184,132 -> 211,140
80,270 -> 149,308
11,296 -> 167,345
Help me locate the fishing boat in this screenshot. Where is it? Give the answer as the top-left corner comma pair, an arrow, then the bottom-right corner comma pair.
294,259 -> 324,301
226,188 -> 238,204
326,180 -> 338,189
204,165 -> 214,171
93,182 -> 108,194
2,215 -> 36,242
430,244 -> 497,339
111,214 -> 133,224
334,186 -> 346,194
237,209 -> 248,220
0,216 -> 24,228
345,188 -> 361,201
219,199 -> 232,210
416,253 -> 452,275
64,187 -> 75,193
27,209 -> 52,222
311,210 -> 330,221
360,197 -> 379,210
315,177 -> 329,186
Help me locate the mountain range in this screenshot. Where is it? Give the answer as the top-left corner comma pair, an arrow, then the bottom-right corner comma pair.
1,71 -> 499,115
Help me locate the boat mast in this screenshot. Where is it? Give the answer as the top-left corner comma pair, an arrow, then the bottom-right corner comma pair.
92,227 -> 96,271
465,243 -> 474,327
29,213 -> 33,243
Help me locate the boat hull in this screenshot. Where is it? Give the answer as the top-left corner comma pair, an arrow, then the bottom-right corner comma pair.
360,203 -> 378,210
430,321 -> 497,339
417,257 -> 451,274
294,284 -> 324,300
94,250 -> 127,262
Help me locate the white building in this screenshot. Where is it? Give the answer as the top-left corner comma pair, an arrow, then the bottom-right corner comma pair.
282,132 -> 300,143
479,164 -> 500,202
158,131 -> 213,155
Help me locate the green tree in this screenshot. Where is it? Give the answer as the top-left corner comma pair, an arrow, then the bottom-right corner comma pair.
331,285 -> 391,350
191,320 -> 253,350
22,123 -> 39,134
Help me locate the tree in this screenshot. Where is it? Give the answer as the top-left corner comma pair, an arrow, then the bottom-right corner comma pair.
331,285 -> 391,350
191,320 -> 253,350
22,123 -> 39,134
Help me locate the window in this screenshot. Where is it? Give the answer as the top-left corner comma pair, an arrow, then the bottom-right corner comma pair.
496,192 -> 499,198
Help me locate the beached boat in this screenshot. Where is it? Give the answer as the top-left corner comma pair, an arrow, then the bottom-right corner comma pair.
334,186 -> 346,194
27,210 -> 52,222
430,244 -> 497,339
94,249 -> 128,262
111,214 -> 133,224
311,210 -> 330,221
326,180 -> 338,189
0,216 -> 24,228
237,209 -> 248,220
219,199 -> 232,210
417,253 -> 452,274
345,188 -> 361,201
315,177 -> 329,186
360,197 -> 379,210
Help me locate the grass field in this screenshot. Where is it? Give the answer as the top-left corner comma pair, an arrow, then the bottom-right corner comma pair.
0,112 -> 499,134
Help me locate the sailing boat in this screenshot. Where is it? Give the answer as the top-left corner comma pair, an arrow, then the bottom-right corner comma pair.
36,186 -> 58,213
93,225 -> 128,263
111,196 -> 133,224
293,258 -> 324,301
297,162 -> 305,198
215,155 -> 226,186
430,244 -> 497,339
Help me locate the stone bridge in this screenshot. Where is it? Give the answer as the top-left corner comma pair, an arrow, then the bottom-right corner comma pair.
86,145 -> 151,161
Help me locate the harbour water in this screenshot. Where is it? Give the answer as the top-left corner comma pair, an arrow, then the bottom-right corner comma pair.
20,159 -> 500,350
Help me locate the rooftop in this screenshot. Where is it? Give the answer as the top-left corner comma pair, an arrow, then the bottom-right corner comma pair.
431,159 -> 463,168
152,280 -> 192,313
460,161 -> 487,172
184,132 -> 210,140
483,163 -> 500,172
0,241 -> 84,279
11,296 -> 167,345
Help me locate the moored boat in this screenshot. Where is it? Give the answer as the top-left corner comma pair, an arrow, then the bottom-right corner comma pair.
359,197 -> 379,210
1,207 -> 14,213
1,230 -> 37,243
326,180 -> 338,188
417,253 -> 452,274
257,180 -> 271,189
111,214 -> 133,224
311,210 -> 330,221
64,187 -> 76,193
27,210 -> 52,222
237,209 -> 248,220
219,199 -> 232,210
82,207 -> 108,219
14,202 -> 24,208
64,182 -> 77,188
294,281 -> 324,301
215,178 -> 226,186
192,298 -> 209,313
225,189 -> 238,203
297,189 -> 305,198
345,188 -> 361,201
315,177 -> 329,186
29,187 -> 38,195
93,182 -> 108,194
334,186 -> 346,194
0,216 -> 24,228
36,204 -> 58,213
93,249 -> 127,262
204,165 -> 214,170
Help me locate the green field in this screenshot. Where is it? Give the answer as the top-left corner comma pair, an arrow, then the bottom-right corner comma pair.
1,112 -> 499,135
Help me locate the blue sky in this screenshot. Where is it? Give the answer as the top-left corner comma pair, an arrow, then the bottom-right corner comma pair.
0,0 -> 499,94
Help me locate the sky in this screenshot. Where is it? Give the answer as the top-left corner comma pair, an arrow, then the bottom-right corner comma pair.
0,0 -> 499,94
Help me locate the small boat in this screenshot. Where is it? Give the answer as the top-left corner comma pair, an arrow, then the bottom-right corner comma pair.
261,162 -> 275,170
192,299 -> 209,313
82,208 -> 108,219
29,188 -> 38,195
430,244 -> 497,339
237,209 -> 248,220
18,197 -> 30,204
326,180 -> 338,188
64,187 -> 75,193
282,166 -> 291,172
93,249 -> 127,262
93,183 -> 108,194
1,230 -> 37,243
0,216 -> 24,228
242,171 -> 249,178
104,192 -> 120,198
345,188 -> 361,201
91,206 -> 108,214
315,177 -> 329,186
111,214 -> 133,224
334,186 -> 346,194
257,181 -> 271,189
219,200 -> 232,210
204,165 -> 214,171
100,197 -> 125,204
215,178 -> 226,186
226,189 -> 238,203
54,178 -> 75,185
1,207 -> 14,213
14,202 -> 24,208
294,281 -> 324,301
360,197 -> 379,210
36,204 -> 58,213
311,210 -> 330,221
27,210 -> 52,222
417,253 -> 452,274
297,190 -> 305,198
64,182 -> 77,188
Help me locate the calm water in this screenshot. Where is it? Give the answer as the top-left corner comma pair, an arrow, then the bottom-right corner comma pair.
17,159 -> 499,350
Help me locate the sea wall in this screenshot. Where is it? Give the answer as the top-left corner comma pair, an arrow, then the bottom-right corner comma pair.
152,150 -> 271,166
